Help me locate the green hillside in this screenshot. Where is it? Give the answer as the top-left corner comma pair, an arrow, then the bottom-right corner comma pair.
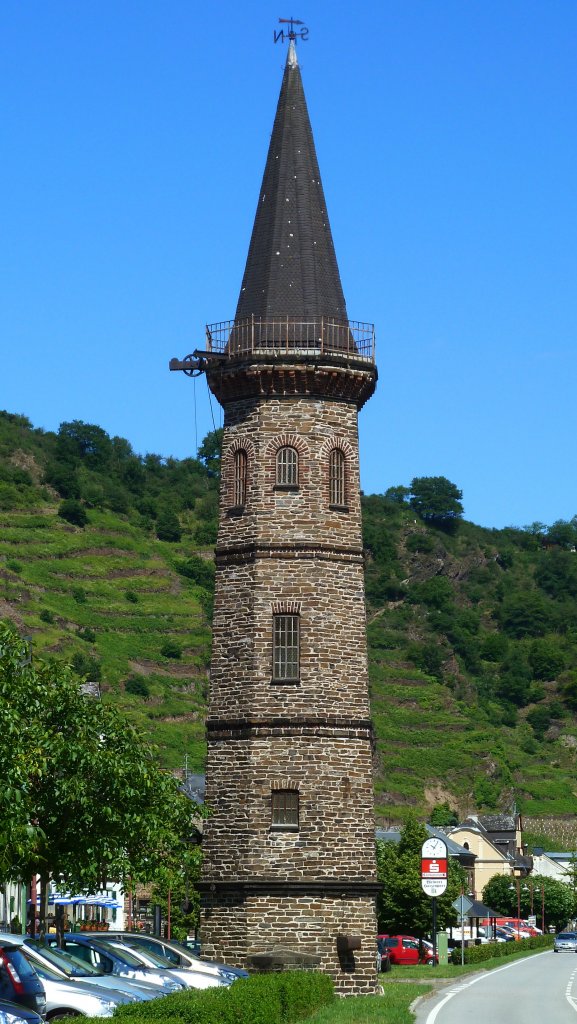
2,410 -> 577,824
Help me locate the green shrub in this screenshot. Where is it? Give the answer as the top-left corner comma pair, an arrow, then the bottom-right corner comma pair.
6,559 -> 23,573
77,626 -> 96,642
72,586 -> 87,604
71,652 -> 102,681
58,498 -> 88,527
39,609 -> 54,623
125,589 -> 139,604
175,556 -> 215,590
156,510 -> 182,543
125,675 -> 150,698
110,971 -> 333,1024
450,933 -> 553,965
405,532 -> 435,554
160,639 -> 182,660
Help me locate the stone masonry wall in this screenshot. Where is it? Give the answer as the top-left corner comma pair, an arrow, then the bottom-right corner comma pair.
201,372 -> 378,995
201,893 -> 378,995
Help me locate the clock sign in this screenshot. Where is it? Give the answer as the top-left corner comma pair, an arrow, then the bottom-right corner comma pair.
421,837 -> 448,897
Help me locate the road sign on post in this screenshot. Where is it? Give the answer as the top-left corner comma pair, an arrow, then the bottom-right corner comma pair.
421,838 -> 448,897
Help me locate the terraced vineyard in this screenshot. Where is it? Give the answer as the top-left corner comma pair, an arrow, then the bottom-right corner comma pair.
2,410 -> 577,821
0,505 -> 211,770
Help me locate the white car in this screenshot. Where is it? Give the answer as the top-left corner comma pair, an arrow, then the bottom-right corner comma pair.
106,942 -> 227,990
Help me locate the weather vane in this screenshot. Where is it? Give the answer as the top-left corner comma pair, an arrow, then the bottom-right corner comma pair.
274,16 -> 309,44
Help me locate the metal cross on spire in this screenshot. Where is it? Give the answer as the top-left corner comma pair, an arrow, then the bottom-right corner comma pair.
274,16 -> 309,44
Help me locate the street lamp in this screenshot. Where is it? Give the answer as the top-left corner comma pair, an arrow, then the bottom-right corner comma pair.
509,879 -> 529,939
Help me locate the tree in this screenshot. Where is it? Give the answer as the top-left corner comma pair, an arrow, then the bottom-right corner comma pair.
0,623 -> 199,911
529,638 -> 565,681
409,477 -> 464,533
376,816 -> 464,935
156,509 -> 182,543
482,873 -> 576,931
498,592 -> 553,639
56,421 -> 112,470
429,803 -> 459,827
197,428 -> 223,478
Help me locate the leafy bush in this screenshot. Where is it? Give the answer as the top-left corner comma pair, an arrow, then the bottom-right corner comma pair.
39,609 -> 54,623
71,652 -> 102,681
408,576 -> 454,611
405,532 -> 435,554
161,639 -> 182,660
58,498 -> 88,527
498,592 -> 553,638
450,934 -> 553,965
406,642 -> 445,680
110,971 -> 333,1024
526,705 -> 556,740
125,589 -> 139,604
72,586 -> 87,604
175,556 -> 215,590
156,510 -> 182,543
6,559 -> 22,573
125,675 -> 150,698
529,638 -> 566,680
77,626 -> 96,643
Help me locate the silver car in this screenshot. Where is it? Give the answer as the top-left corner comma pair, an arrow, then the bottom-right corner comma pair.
22,960 -> 135,1019
56,938 -> 184,993
554,931 -> 577,952
106,942 -> 227,990
92,931 -> 247,983
24,942 -> 163,1002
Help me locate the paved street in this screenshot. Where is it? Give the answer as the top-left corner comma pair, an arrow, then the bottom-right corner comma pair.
415,951 -> 577,1024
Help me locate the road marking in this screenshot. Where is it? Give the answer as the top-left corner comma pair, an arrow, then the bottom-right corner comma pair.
565,963 -> 577,1014
424,951 -> 550,1024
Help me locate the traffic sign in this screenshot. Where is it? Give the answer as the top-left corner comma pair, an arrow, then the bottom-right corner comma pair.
452,894 -> 473,916
421,838 -> 448,897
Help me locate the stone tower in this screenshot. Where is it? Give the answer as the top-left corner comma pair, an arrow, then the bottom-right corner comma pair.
175,39 -> 379,994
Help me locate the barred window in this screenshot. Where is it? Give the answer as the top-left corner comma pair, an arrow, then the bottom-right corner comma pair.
273,614 -> 299,681
329,449 -> 346,506
271,790 -> 299,830
276,446 -> 298,487
233,449 -> 248,507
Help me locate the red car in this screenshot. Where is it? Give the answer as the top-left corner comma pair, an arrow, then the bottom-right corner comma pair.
378,934 -> 438,966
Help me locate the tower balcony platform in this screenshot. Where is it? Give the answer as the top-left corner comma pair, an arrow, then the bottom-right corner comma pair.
201,315 -> 375,365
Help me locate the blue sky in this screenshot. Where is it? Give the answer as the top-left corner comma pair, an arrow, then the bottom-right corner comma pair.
2,1 -> 576,529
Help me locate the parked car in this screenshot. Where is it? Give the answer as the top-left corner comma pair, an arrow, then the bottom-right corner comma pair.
554,932 -> 577,952
25,942 -> 166,1002
44,937 -> 183,994
105,942 -> 227,990
0,1001 -> 43,1024
0,938 -> 46,1018
89,931 -> 248,982
378,935 -> 438,966
21,958 -> 136,1020
376,939 -> 392,973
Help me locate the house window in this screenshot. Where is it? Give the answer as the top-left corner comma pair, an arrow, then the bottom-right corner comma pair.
276,446 -> 298,487
233,449 -> 248,507
273,614 -> 299,681
271,790 -> 299,830
329,449 -> 346,507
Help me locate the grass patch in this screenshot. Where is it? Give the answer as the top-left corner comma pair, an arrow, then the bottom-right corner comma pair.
307,985 -> 431,1024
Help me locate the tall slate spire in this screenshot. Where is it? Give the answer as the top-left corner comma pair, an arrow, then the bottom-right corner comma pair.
234,40 -> 348,321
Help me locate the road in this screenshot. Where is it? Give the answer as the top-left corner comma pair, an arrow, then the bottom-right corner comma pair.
415,950 -> 577,1024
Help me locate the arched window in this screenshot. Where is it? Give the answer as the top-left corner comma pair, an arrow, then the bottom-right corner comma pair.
329,449 -> 346,507
233,449 -> 248,507
273,613 -> 299,681
276,446 -> 298,487
271,790 -> 299,831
